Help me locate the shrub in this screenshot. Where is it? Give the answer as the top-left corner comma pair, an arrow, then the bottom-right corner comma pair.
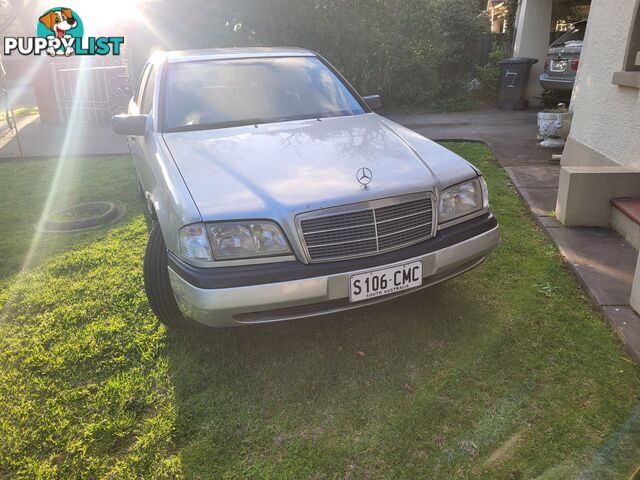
134,0 -> 490,110
474,42 -> 508,107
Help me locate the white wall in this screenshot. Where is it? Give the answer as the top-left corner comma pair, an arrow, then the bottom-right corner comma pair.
567,0 -> 640,169
513,0 -> 553,105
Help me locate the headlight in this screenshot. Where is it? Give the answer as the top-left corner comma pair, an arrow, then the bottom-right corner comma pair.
439,178 -> 486,223
209,221 -> 291,260
178,223 -> 213,261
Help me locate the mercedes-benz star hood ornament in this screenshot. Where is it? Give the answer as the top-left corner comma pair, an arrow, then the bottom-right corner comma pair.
356,167 -> 372,190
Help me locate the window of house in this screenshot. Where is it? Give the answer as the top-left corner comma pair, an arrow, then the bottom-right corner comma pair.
612,2 -> 640,87
625,5 -> 640,71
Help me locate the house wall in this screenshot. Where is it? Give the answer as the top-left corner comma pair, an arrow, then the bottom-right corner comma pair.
488,1 -> 507,33
564,0 -> 640,170
555,0 -> 640,316
557,0 -> 640,227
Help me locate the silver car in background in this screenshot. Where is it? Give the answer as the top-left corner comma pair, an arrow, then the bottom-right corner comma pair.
540,20 -> 587,104
112,47 -> 500,329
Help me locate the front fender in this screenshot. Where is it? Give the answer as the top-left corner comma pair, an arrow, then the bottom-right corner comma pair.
146,133 -> 202,254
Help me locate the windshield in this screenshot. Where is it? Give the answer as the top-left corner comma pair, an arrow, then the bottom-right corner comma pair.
163,56 -> 366,132
551,21 -> 587,46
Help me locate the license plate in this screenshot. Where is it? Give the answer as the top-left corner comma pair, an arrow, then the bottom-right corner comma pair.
551,60 -> 566,72
349,261 -> 422,303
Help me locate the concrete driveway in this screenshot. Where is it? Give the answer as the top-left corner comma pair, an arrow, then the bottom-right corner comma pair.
0,117 -> 128,158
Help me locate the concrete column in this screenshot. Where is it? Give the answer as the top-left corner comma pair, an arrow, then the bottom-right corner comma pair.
556,166 -> 640,226
632,256 -> 640,315
513,0 -> 553,106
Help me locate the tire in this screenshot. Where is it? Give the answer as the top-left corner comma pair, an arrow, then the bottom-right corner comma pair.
143,206 -> 155,233
144,223 -> 191,330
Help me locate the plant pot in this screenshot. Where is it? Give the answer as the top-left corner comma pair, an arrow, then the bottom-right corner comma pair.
538,111 -> 573,140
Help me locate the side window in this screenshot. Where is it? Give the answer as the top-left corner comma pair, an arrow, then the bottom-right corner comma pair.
140,66 -> 157,115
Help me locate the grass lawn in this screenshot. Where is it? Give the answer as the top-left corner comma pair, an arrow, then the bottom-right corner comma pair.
1,144 -> 639,479
0,155 -> 143,278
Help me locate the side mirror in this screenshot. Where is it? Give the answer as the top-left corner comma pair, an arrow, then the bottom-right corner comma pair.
363,94 -> 382,111
112,114 -> 147,136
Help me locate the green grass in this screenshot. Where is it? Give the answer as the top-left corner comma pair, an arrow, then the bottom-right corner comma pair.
1,144 -> 639,479
0,155 -> 143,278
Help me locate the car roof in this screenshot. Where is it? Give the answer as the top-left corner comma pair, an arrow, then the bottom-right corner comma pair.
156,47 -> 317,64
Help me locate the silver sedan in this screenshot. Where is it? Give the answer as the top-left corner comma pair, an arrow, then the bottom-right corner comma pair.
112,47 -> 500,329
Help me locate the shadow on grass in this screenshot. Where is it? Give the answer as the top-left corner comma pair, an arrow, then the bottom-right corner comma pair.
163,280 -> 504,477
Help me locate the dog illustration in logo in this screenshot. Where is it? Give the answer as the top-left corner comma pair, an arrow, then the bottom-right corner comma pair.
38,8 -> 78,56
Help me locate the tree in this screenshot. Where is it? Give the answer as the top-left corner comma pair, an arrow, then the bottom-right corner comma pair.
134,0 -> 490,109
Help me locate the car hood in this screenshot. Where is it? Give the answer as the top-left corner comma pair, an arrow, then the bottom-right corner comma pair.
163,113 -> 473,221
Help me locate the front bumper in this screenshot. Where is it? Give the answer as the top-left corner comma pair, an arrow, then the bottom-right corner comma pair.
168,214 -> 500,327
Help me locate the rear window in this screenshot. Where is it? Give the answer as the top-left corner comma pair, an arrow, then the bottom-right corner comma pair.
551,22 -> 587,46
163,56 -> 366,132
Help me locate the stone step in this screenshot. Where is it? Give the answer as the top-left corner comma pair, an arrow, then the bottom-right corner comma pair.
611,198 -> 640,250
546,226 -> 637,306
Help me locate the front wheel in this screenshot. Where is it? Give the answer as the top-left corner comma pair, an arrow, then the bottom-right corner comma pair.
144,223 -> 191,330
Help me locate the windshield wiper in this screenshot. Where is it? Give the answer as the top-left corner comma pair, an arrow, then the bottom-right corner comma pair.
166,115 -> 315,133
164,110 -> 361,133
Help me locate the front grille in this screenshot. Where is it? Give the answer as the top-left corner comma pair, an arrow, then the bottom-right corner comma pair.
299,194 -> 434,262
